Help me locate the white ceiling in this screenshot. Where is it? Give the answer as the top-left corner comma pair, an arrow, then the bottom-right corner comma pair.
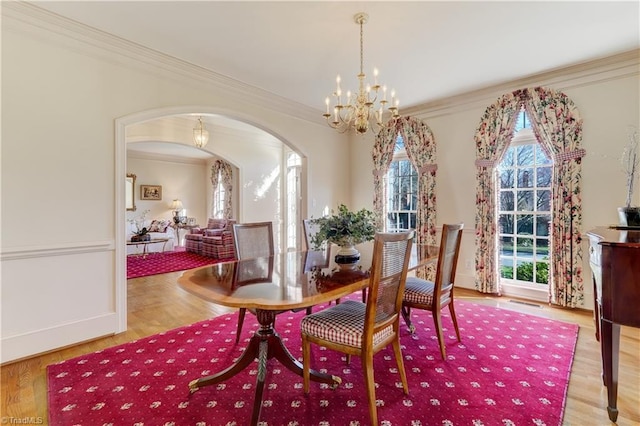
30,1 -> 639,112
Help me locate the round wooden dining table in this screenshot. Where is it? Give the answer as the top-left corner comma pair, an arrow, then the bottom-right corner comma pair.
178,242 -> 438,425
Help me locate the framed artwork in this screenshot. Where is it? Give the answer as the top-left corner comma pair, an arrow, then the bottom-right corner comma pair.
187,217 -> 197,226
140,185 -> 162,201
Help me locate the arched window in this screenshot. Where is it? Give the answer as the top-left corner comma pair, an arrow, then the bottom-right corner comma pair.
475,87 -> 584,307
385,135 -> 418,231
497,109 -> 552,297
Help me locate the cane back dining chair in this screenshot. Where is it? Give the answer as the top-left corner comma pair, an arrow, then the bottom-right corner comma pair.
300,231 -> 414,426
401,223 -> 464,360
232,221 -> 275,344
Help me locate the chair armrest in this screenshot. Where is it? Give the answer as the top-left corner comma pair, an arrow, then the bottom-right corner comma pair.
204,229 -> 225,237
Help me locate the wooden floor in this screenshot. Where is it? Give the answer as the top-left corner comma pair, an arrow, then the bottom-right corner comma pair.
2,272 -> 639,425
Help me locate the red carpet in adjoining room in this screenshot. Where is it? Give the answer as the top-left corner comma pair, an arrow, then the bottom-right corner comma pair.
127,250 -> 232,279
47,298 -> 579,425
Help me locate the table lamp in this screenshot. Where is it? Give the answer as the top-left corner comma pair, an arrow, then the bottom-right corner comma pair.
170,199 -> 183,224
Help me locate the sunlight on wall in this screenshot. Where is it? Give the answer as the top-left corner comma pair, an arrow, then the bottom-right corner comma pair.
254,167 -> 280,200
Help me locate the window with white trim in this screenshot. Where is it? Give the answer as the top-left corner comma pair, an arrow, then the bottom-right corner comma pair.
497,109 -> 552,288
212,170 -> 225,219
286,152 -> 302,251
386,135 -> 418,231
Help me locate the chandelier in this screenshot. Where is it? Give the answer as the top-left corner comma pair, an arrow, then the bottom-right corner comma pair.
323,13 -> 399,135
193,116 -> 209,148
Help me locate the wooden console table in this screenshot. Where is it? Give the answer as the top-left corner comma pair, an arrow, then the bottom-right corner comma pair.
586,227 -> 640,422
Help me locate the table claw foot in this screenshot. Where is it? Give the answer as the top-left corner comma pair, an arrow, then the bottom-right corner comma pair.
188,379 -> 200,393
330,375 -> 342,390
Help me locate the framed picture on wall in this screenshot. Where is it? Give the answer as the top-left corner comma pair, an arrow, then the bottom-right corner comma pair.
140,185 -> 162,201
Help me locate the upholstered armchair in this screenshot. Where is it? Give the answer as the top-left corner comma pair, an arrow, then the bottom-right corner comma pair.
185,218 -> 236,258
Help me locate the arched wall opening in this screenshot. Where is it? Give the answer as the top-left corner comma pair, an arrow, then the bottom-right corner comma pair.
115,106 -> 309,331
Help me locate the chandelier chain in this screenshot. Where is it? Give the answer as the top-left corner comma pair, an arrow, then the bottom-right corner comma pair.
359,17 -> 364,76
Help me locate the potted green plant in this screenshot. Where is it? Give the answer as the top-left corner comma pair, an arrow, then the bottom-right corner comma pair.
310,204 -> 377,269
618,127 -> 640,227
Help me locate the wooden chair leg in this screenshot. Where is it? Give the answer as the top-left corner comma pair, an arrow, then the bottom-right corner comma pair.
362,352 -> 378,426
235,308 -> 247,344
433,310 -> 446,360
392,337 -> 409,394
302,335 -> 311,393
449,302 -> 461,341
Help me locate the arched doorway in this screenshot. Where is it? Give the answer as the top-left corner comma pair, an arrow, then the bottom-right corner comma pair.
114,107 -> 307,331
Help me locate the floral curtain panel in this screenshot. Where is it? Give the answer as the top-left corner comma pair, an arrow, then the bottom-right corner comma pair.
372,123 -> 398,229
373,116 -> 437,278
524,87 -> 585,307
210,159 -> 234,220
474,92 -> 522,293
474,87 -> 585,307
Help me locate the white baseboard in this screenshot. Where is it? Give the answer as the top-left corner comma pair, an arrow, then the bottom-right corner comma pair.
455,273 -> 476,290
1,313 -> 118,364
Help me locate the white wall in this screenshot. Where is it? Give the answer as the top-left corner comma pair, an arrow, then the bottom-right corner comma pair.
127,156 -> 208,226
351,52 -> 640,309
0,4 -> 348,363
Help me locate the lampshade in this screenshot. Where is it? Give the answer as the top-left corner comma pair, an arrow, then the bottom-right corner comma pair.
170,199 -> 183,210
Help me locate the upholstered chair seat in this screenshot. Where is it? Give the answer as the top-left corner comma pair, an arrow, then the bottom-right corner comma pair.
403,278 -> 436,305
300,300 -> 394,347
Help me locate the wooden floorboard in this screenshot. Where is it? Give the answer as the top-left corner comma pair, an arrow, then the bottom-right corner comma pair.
1,272 -> 638,425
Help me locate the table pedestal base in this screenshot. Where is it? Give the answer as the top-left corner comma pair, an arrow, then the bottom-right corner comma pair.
188,309 -> 341,425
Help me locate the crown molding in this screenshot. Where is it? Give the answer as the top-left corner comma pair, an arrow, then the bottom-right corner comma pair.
2,2 -> 325,126
403,49 -> 640,119
4,3 -> 637,126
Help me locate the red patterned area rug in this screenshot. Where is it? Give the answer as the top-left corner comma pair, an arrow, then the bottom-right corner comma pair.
47,298 -> 578,425
127,250 -> 231,279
